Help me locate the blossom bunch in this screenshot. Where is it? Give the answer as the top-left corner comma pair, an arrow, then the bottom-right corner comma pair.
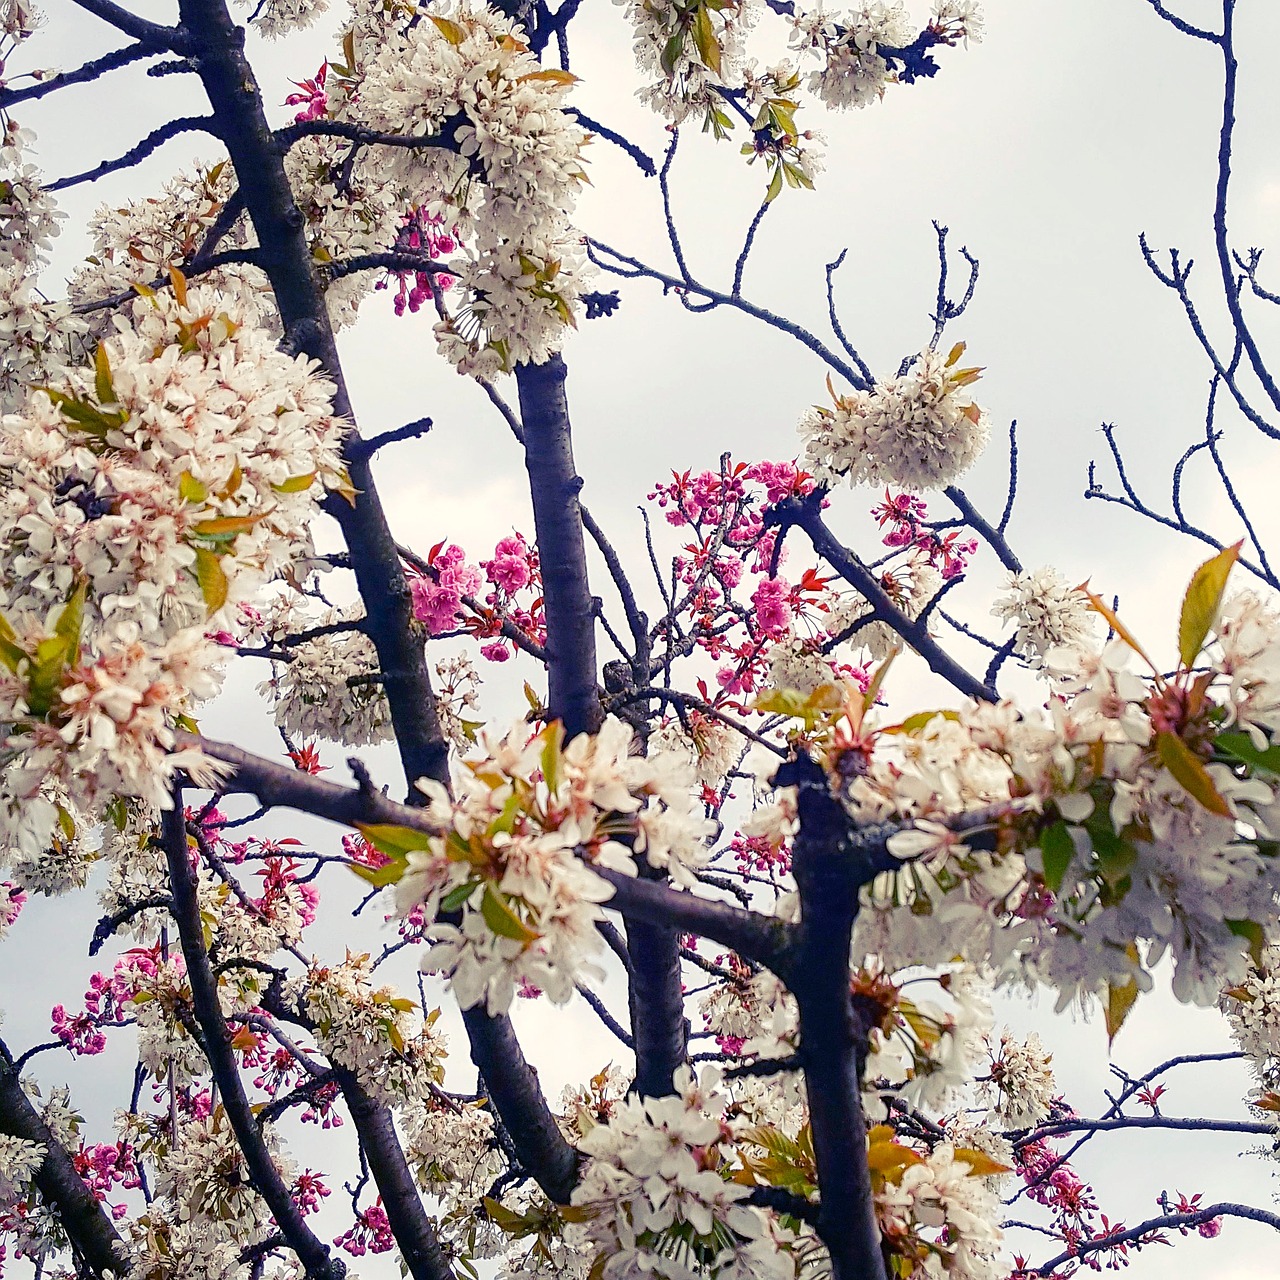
568,1065 -> 794,1280
342,0 -> 592,375
299,951 -> 448,1108
800,344 -> 990,490
374,716 -> 711,1013
992,566 -> 1096,667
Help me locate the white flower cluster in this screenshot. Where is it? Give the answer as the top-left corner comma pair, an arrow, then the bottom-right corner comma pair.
234,0 -> 329,39
875,1142 -> 1004,1280
69,160 -> 272,334
799,345 -> 990,491
347,0 -> 591,376
617,0 -> 762,122
0,1132 -> 45,1206
404,1099 -> 503,1200
1223,944 -> 1280,1083
649,712 -> 745,787
842,617 -> 1280,1009
300,952 -> 448,1108
0,123 -> 82,413
788,1 -> 915,111
0,281 -> 348,852
393,716 -> 712,1014
991,566 -> 1096,668
569,1066 -> 794,1280
976,1029 -> 1056,1127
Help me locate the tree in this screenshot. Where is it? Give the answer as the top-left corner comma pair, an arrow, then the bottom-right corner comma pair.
0,0 -> 1278,1277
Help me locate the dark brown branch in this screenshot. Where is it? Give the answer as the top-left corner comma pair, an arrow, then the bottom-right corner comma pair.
70,0 -> 191,51
0,41 -> 153,108
784,754 -> 886,1280
516,355 -> 601,735
770,494 -> 997,702
48,115 -> 218,191
178,0 -> 449,792
161,799 -> 346,1279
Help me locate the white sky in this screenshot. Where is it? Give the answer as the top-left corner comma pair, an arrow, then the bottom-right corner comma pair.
5,0 -> 1280,1276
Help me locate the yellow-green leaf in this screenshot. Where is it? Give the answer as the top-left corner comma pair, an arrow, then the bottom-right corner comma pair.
1155,731 -> 1232,817
270,471 -> 317,495
481,885 -> 540,944
1105,973 -> 1140,1048
54,579 -> 87,659
354,822 -> 437,857
191,513 -> 262,539
348,857 -> 408,888
1039,820 -> 1075,894
954,1148 -> 1013,1178
691,5 -> 722,75
94,343 -> 116,406
1081,586 -> 1158,675
1178,541 -> 1242,668
194,546 -> 228,614
430,14 -> 467,44
519,68 -> 579,86
179,470 -> 208,504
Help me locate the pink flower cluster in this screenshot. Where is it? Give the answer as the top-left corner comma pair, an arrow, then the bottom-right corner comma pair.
71,1143 -> 140,1220
285,63 -> 329,122
51,966 -> 134,1057
335,1201 -> 395,1256
872,490 -> 977,580
409,542 -> 483,636
380,207 -> 458,315
0,881 -> 25,930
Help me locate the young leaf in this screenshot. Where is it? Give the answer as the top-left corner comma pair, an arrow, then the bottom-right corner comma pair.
1155,731 -> 1232,817
1215,730 -> 1280,777
430,14 -> 468,43
1105,973 -> 1140,1048
270,471 -> 317,494
1178,541 -> 1242,668
481,886 -> 540,944
691,5 -> 722,75
1080,585 -> 1159,675
954,1148 -> 1013,1178
1227,917 -> 1266,968
194,546 -> 229,614
1038,821 -> 1075,894
354,822 -> 437,857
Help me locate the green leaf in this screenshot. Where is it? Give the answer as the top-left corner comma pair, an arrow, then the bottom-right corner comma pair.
348,856 -> 408,888
1227,917 -> 1266,968
194,546 -> 228,614
882,709 -> 960,736
1155,731 -> 1232,817
94,343 -> 116,406
1178,541 -> 1242,667
1039,820 -> 1074,894
480,885 -> 540,944
660,32 -> 684,77
354,822 -> 437,858
439,880 -> 479,913
540,720 -> 565,797
691,4 -> 722,75
1214,730 -> 1280,777
764,164 -> 783,205
191,514 -> 263,540
54,579 -> 87,662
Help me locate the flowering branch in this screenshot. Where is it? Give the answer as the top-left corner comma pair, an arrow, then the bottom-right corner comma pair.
160,799 -> 347,1280
768,492 -> 999,701
0,1038 -> 132,1278
1031,1202 -> 1280,1276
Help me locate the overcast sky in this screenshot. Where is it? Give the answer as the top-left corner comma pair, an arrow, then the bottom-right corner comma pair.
6,1 -> 1280,1276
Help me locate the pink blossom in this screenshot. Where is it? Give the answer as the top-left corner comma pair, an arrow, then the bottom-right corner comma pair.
751,578 -> 793,639
481,641 -> 511,662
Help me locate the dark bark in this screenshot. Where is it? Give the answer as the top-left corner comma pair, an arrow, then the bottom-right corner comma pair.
329,1066 -> 456,1280
785,755 -> 888,1280
516,355 -> 602,735
461,1007 -> 580,1204
0,1041 -> 131,1278
178,0 -> 449,792
624,901 -> 688,1098
161,801 -> 348,1280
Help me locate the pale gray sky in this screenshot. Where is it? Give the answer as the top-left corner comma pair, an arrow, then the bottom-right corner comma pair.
5,1 -> 1280,1276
